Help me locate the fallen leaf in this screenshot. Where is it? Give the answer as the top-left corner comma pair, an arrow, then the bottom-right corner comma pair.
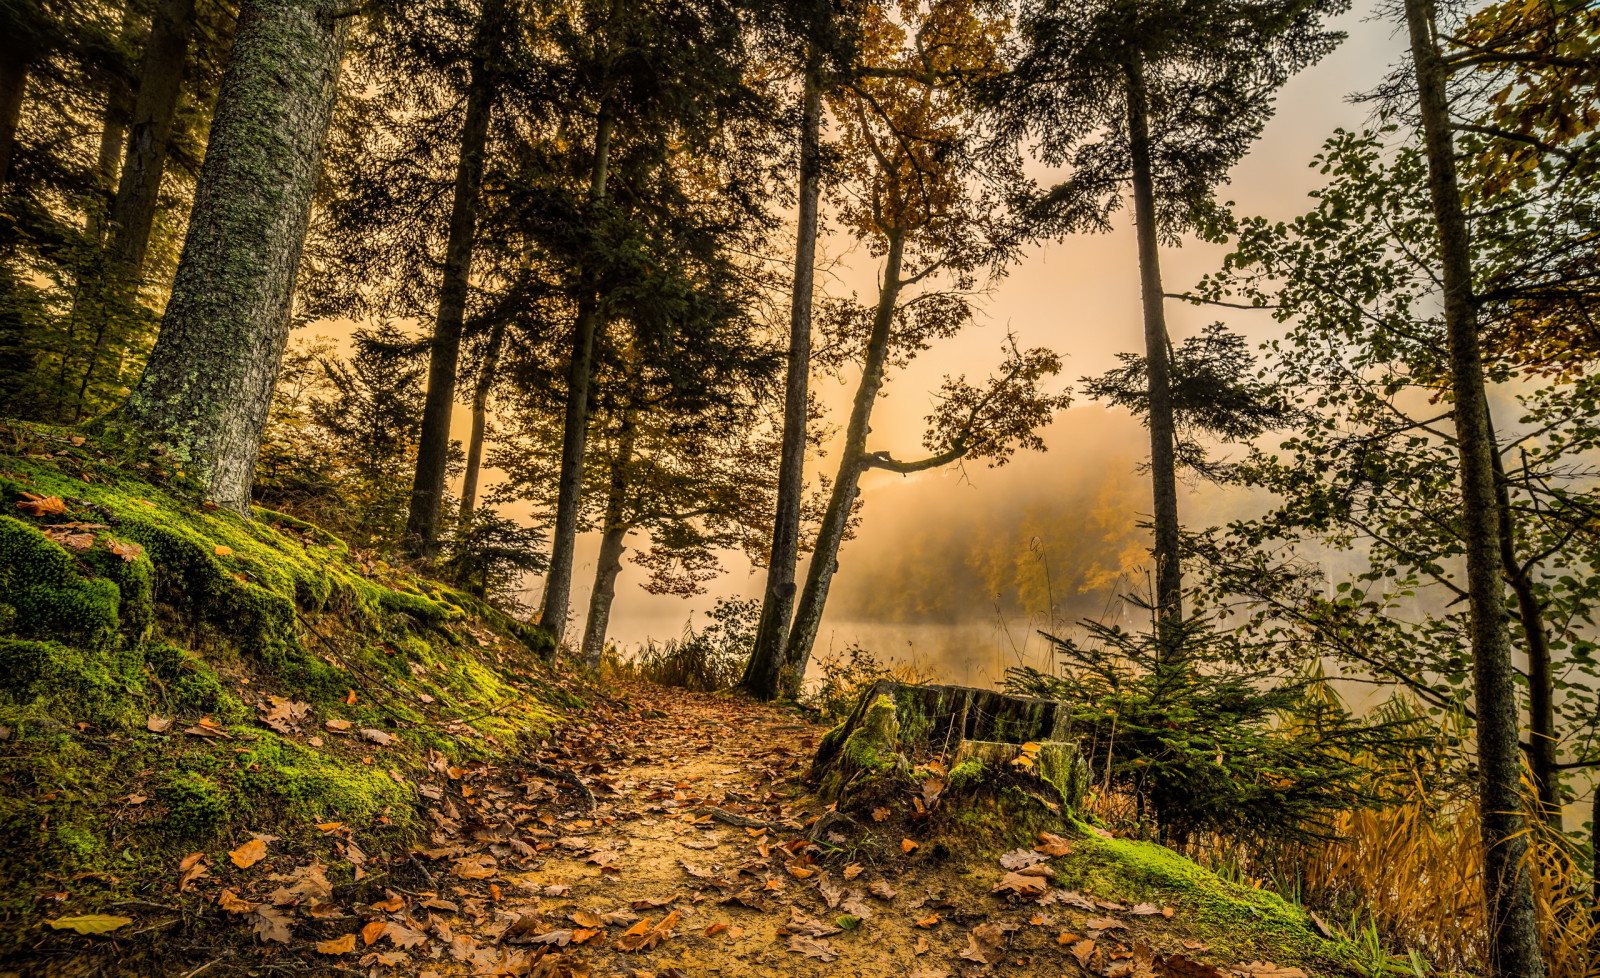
214,545 -> 234,556
1070,938 -> 1096,968
914,913 -> 942,928
901,838 -> 919,854
958,922 -> 1008,966
230,838 -> 269,869
47,914 -> 131,935
16,493 -> 67,517
616,909 -> 681,951
324,719 -> 353,731
1229,964 -> 1307,978
1035,831 -> 1073,857
108,540 -> 143,562
216,889 -> 255,913
360,728 -> 397,747
362,920 -> 389,946
787,934 -> 839,962
145,715 -> 173,733
451,854 -> 497,879
1131,903 -> 1162,915
843,863 -> 864,880
1086,916 -> 1127,932
869,879 -> 897,900
315,933 -> 357,954
993,871 -> 1050,898
872,806 -> 890,822
250,907 -> 293,943
1000,848 -> 1050,870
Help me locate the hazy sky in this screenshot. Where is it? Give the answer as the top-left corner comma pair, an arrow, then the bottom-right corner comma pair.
307,3 -> 1410,681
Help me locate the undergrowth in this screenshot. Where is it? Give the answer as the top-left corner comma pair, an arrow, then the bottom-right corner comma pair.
0,420 -> 568,950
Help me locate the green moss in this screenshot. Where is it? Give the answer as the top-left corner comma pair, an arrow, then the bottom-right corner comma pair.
1054,826 -> 1359,968
946,758 -> 986,791
0,639 -> 123,720
159,771 -> 229,837
0,517 -> 123,650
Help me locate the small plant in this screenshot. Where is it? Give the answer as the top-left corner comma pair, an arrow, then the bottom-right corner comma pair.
1006,608 -> 1418,850
437,511 -> 547,607
806,642 -> 933,723
610,598 -> 758,692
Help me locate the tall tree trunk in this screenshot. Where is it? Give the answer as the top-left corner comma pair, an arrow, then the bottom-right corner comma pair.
0,32 -> 32,191
580,415 -> 636,671
779,229 -> 906,697
73,0 -> 198,420
119,0 -> 347,515
1124,52 -> 1183,658
1490,435 -> 1560,823
742,62 -> 823,701
86,5 -> 139,246
457,316 -> 507,525
404,0 -> 507,559
539,109 -> 614,648
1404,1 -> 1546,975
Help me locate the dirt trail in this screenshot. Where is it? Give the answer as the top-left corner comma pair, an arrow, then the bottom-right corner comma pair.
14,681 -> 1334,978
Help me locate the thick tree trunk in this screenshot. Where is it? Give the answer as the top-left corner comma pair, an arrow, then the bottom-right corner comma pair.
1124,53 -> 1183,657
742,63 -> 823,701
109,0 -> 197,276
1404,1 -> 1546,975
580,416 -> 636,671
457,316 -> 507,525
0,35 -> 31,190
779,230 -> 905,697
73,0 -> 198,420
404,0 -> 507,559
539,109 -> 614,648
119,0 -> 347,515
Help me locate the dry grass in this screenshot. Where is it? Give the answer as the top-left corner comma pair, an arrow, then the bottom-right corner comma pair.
1080,687 -> 1599,977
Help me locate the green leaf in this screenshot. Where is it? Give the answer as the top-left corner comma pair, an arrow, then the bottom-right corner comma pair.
48,914 -> 134,935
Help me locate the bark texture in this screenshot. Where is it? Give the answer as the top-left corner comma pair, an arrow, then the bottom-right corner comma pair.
579,417 -> 636,670
404,0 -> 508,558
1404,0 -> 1546,974
457,317 -> 507,524
1125,53 -> 1184,651
539,110 -> 614,647
779,230 -> 905,696
742,65 -> 823,700
120,0 -> 347,514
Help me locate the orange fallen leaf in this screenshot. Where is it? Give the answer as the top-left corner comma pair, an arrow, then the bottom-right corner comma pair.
315,933 -> 357,954
230,838 -> 268,869
214,545 -> 234,556
901,838 -> 919,854
362,920 -> 388,946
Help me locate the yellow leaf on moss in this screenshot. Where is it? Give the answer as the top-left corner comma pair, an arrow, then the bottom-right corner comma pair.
48,914 -> 132,934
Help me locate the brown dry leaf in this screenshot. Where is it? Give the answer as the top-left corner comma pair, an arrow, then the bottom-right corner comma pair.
1070,938 -> 1096,968
145,715 -> 173,733
315,933 -> 357,955
266,860 -> 332,905
914,913 -> 941,929
704,922 -> 728,937
214,545 -> 234,556
1162,954 -> 1226,978
1131,902 -> 1162,915
869,879 -> 897,900
616,909 -> 681,951
909,971 -> 951,978
1229,964 -> 1307,978
108,540 -> 143,562
570,910 -> 606,928
371,892 -> 405,912
900,838 -> 919,854
1086,916 -> 1127,932
229,837 -> 268,869
360,728 -> 397,746
451,854 -> 498,879
216,889 -> 255,914
992,871 -> 1049,898
958,921 -> 1008,966
871,806 -> 890,822
782,909 -> 842,938
16,493 -> 67,517
383,922 -> 429,949
1000,848 -> 1050,870
324,718 -> 353,731
787,934 -> 839,962
843,863 -> 864,880
1035,831 -> 1074,857
177,852 -> 208,891
249,907 -> 293,944
362,920 -> 389,946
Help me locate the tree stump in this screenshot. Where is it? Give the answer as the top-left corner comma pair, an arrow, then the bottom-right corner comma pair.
808,679 -> 1089,821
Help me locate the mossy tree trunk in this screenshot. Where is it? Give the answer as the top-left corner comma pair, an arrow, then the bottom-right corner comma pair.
811,679 -> 1087,816
119,0 -> 347,515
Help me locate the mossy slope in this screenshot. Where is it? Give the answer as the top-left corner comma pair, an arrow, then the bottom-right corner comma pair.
0,422 -> 564,949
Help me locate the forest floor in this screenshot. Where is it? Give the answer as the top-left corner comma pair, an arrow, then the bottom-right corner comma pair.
12,680 -> 1344,978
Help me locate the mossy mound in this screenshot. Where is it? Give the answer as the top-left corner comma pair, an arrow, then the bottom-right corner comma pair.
0,421 -> 567,949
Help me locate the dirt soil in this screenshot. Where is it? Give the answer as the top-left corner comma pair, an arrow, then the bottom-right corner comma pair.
10,681 -> 1332,978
